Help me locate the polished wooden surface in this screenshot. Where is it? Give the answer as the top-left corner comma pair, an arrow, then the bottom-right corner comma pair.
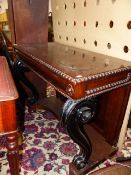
14,43 -> 131,99
0,100 -> 17,134
0,56 -> 19,175
89,161 -> 131,175
0,56 -> 18,102
94,85 -> 131,144
0,56 -> 18,134
8,0 -> 48,44
15,43 -> 131,77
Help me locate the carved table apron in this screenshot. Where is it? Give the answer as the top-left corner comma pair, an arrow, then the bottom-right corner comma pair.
14,42 -> 131,174
0,56 -> 19,175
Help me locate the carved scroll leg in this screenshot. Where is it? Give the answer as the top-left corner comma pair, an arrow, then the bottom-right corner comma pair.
62,98 -> 98,170
66,115 -> 92,170
6,132 -> 19,175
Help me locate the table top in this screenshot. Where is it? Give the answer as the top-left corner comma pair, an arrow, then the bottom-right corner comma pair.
14,42 -> 131,77
0,57 -> 18,101
14,42 -> 131,100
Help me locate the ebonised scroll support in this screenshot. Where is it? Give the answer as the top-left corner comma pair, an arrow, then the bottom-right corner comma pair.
61,97 -> 98,170
13,60 -> 39,105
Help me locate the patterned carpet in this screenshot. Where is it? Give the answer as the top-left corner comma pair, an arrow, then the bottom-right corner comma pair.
0,107 -> 79,175
0,88 -> 131,174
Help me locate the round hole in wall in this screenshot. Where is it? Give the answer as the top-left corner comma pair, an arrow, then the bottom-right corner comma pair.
73,2 -> 76,8
84,21 -> 87,27
109,20 -> 114,28
84,0 -> 87,7
127,21 -> 131,29
74,38 -> 77,42
123,46 -> 129,53
95,21 -> 98,27
66,36 -> 68,41
94,40 -> 97,47
107,43 -> 111,49
83,39 -> 86,44
65,21 -> 68,26
74,21 -> 76,26
64,4 -> 67,9
73,50 -> 76,55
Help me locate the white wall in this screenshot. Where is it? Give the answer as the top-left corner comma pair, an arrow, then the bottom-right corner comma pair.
52,0 -> 131,61
0,0 -> 8,14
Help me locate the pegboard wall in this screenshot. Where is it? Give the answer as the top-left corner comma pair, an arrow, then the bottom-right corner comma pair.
51,0 -> 131,61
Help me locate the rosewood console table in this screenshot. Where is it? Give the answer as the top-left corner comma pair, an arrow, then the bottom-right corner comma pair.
14,43 -> 131,174
0,56 -> 19,175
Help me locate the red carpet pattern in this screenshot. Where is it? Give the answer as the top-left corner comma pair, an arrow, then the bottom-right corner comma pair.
0,106 -> 131,175
0,107 -> 79,175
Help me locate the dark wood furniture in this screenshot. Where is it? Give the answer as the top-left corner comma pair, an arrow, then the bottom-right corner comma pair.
90,161 -> 131,175
0,56 -> 19,175
7,0 -> 131,174
14,43 -> 131,174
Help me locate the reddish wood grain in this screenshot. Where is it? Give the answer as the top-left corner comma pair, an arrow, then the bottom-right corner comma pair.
14,43 -> 131,99
8,0 -> 48,44
0,57 -> 19,175
0,57 -> 18,102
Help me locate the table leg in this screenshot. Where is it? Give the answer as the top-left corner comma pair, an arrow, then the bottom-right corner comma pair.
14,60 -> 39,105
6,132 -> 19,175
61,97 -> 98,170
